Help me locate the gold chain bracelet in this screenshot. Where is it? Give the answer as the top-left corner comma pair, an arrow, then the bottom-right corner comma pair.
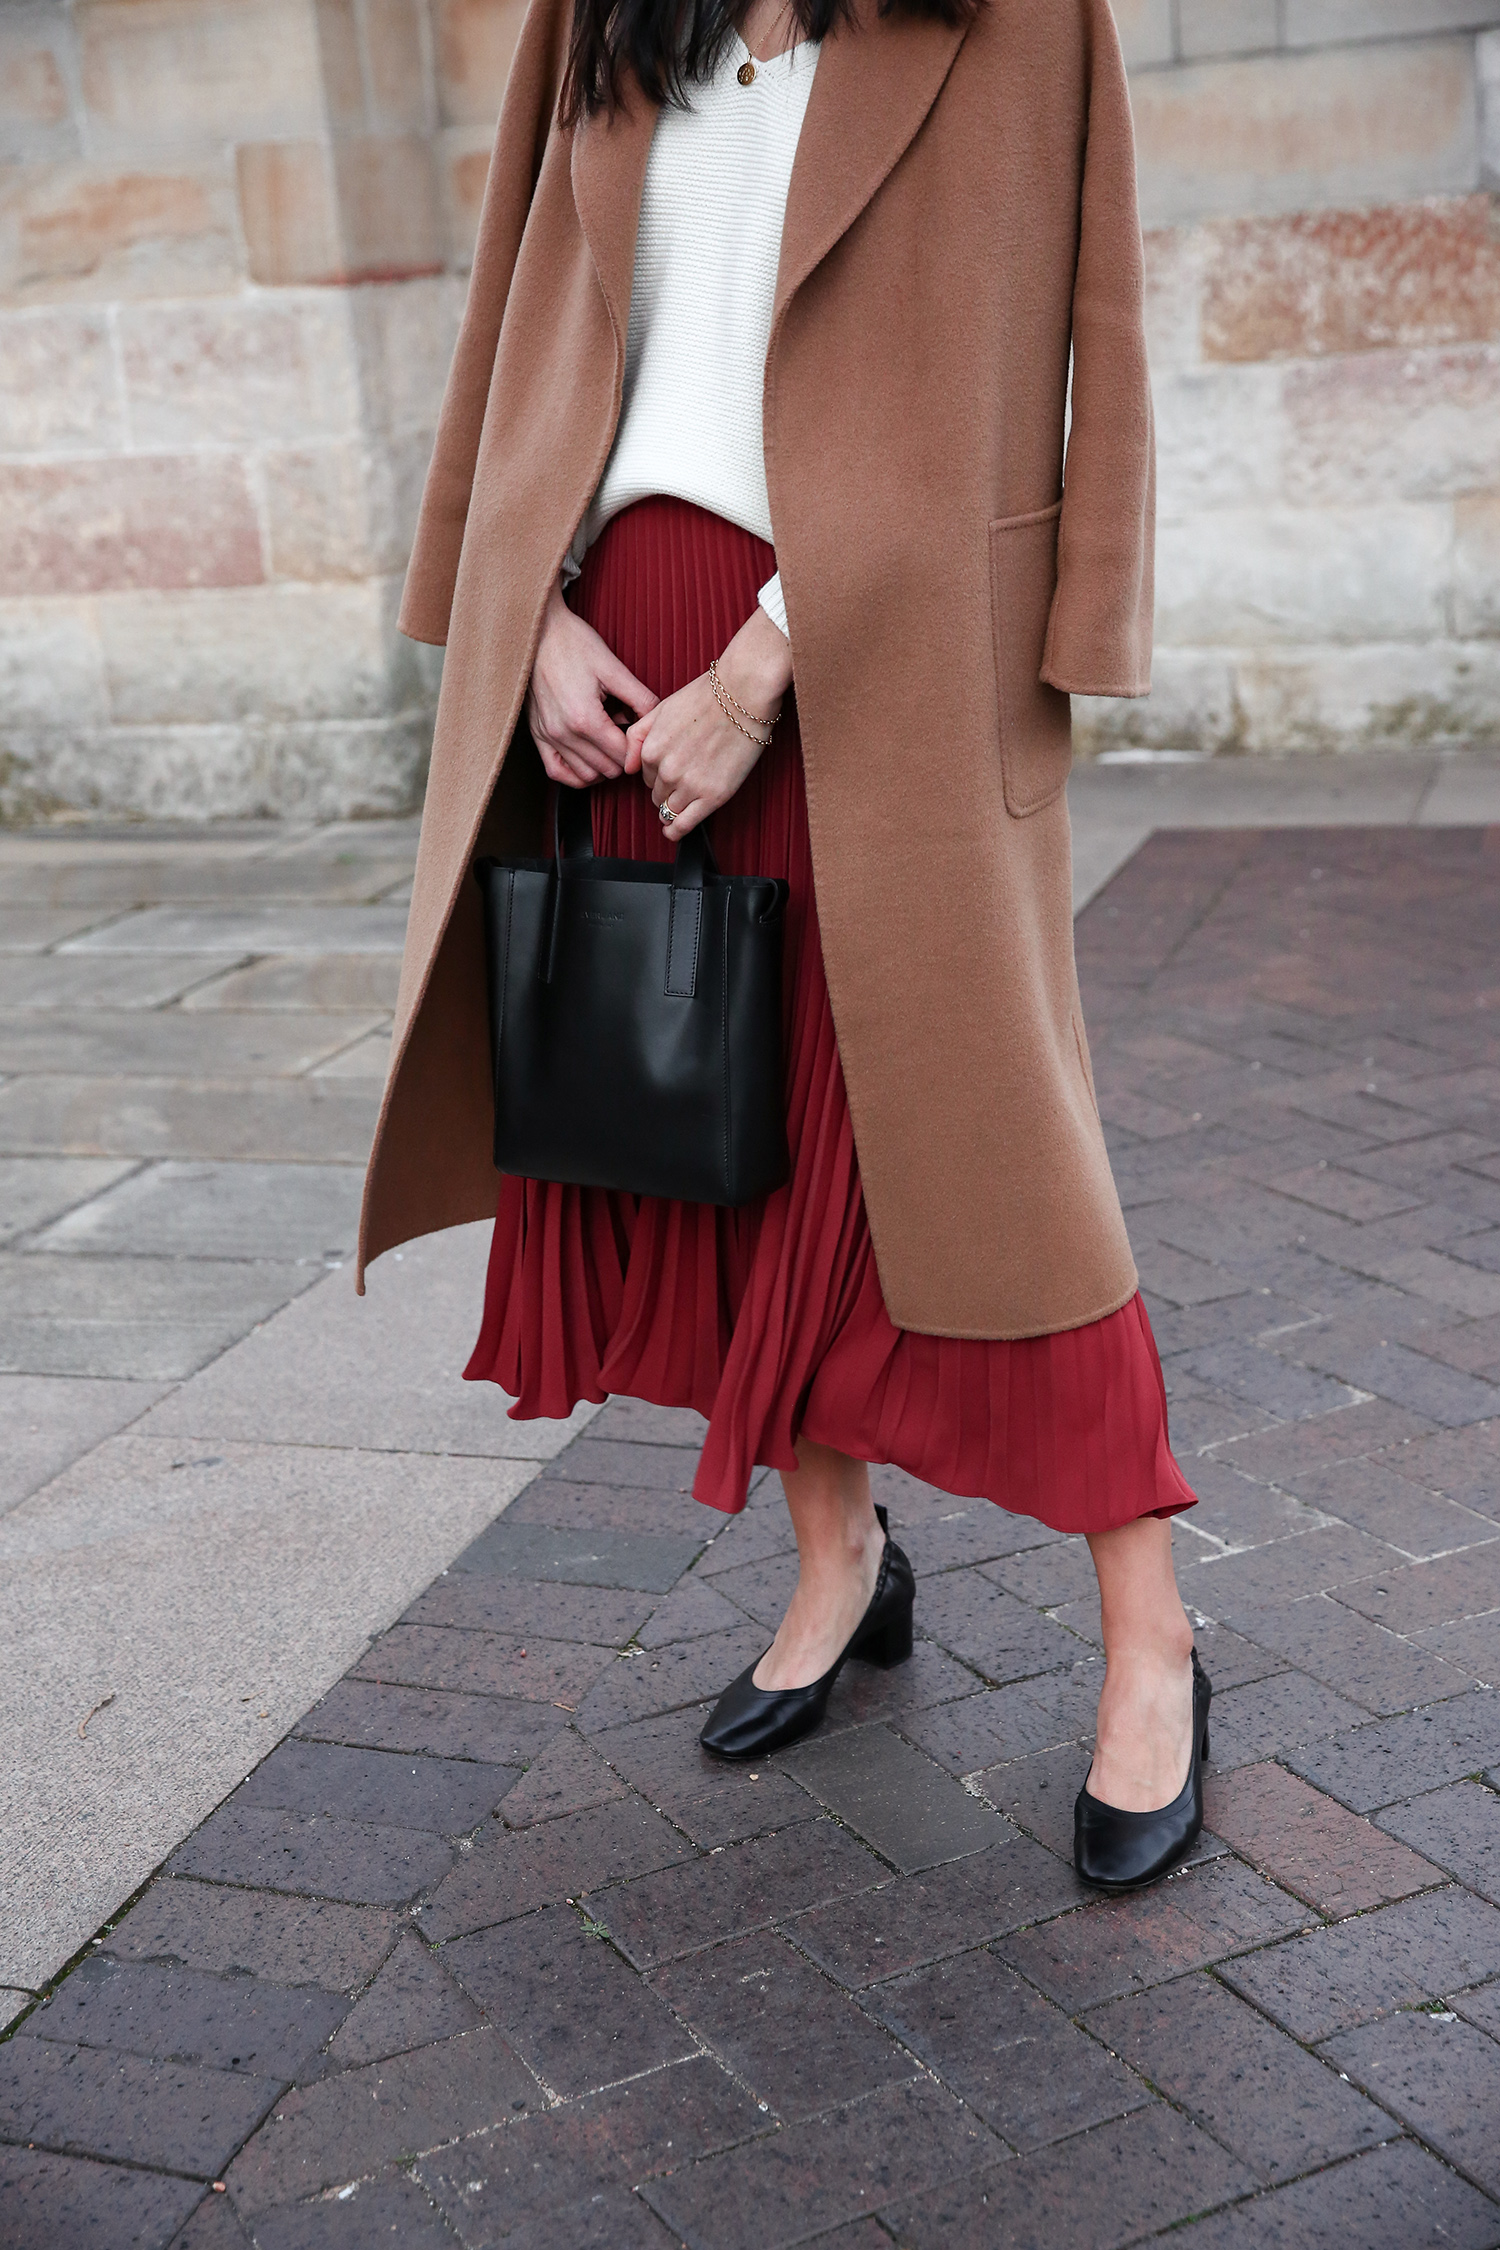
709,657 -> 775,746
709,658 -> 774,731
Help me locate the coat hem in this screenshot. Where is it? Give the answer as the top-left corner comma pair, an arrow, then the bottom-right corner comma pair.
1039,665 -> 1151,699
880,1266 -> 1141,1342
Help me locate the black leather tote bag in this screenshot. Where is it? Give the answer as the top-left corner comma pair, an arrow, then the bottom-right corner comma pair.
474,788 -> 790,1206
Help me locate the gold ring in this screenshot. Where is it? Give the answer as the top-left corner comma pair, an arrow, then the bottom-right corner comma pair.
659,802 -> 675,824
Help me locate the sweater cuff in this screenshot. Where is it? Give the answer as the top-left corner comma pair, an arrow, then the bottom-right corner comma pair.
757,571 -> 789,638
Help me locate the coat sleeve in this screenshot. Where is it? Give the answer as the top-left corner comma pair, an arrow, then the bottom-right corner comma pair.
1038,0 -> 1154,699
398,0 -> 567,647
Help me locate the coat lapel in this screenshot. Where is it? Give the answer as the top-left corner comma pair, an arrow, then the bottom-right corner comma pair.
570,78 -> 657,348
572,5 -> 973,346
774,0 -> 972,324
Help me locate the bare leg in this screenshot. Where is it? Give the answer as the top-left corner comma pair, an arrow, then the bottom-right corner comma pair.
1085,1515 -> 1196,1811
752,1439 -> 884,1691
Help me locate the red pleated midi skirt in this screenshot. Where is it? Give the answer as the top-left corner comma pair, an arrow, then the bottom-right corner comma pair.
466,497 -> 1196,1533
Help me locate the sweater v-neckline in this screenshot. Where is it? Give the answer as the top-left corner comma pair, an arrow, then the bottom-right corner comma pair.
731,28 -> 815,73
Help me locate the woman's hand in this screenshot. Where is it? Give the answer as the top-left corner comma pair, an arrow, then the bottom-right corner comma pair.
527,577 -> 659,788
626,605 -> 795,837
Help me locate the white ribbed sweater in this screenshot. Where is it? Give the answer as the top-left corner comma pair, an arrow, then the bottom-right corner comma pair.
568,34 -> 821,638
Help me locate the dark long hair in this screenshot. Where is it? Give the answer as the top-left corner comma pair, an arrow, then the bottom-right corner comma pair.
561,0 -> 974,123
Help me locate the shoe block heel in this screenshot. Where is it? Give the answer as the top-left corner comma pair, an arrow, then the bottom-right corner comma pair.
862,1615 -> 914,1668
1202,1725 -> 1211,1761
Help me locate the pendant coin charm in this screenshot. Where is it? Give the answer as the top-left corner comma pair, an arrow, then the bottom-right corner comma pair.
737,57 -> 756,83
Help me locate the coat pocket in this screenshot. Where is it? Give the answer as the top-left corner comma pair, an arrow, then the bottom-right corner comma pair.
989,501 -> 1072,818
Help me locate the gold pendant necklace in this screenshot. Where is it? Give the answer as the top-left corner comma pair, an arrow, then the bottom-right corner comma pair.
736,56 -> 756,83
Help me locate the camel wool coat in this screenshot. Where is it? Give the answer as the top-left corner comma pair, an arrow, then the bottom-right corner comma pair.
359,0 -> 1155,1339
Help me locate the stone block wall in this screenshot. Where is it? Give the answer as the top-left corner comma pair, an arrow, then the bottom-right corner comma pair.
1087,0 -> 1500,754
0,0 -> 523,821
2,0 -> 1498,818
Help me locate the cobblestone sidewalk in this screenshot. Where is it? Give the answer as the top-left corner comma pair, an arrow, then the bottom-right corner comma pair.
3,822 -> 1500,2248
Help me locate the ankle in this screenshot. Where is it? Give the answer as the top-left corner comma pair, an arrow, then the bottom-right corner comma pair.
1097,1653 -> 1192,1734
801,1504 -> 880,1579
1100,1615 -> 1193,1677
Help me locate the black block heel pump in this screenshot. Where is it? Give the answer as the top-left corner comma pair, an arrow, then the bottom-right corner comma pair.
1073,1649 -> 1212,1893
699,1504 -> 915,1760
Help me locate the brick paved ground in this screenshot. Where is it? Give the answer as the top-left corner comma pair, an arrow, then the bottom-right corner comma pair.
3,823 -> 1500,2249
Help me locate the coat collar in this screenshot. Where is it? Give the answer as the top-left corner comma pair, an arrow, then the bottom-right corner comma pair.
774,0 -> 971,324
570,0 -> 972,349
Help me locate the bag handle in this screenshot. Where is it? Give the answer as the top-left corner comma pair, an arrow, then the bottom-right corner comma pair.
544,787 -> 715,994
554,784 -> 594,864
552,786 -> 717,886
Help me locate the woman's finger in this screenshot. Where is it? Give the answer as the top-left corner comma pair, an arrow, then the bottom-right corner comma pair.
599,652 -> 659,720
654,765 -> 707,817
537,739 -> 593,790
538,729 -> 606,788
662,794 -> 709,838
652,759 -> 692,809
622,706 -> 657,776
553,727 -> 622,781
560,706 -> 629,771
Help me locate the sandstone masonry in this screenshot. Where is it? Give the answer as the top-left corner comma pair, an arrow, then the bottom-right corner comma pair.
1095,0 -> 1500,756
0,0 -> 522,820
0,0 -> 1498,817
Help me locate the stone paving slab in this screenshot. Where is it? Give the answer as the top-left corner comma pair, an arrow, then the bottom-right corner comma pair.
0,905 -> 125,951
0,1153 -> 138,1240
4,798 -> 1500,2246
61,905 -> 410,954
0,1073 -> 382,1163
0,851 -> 415,912
0,1249 -> 324,1379
35,1159 -> 364,1264
309,1027 -> 391,1079
0,1371 -> 172,1517
181,954 -> 404,1012
0,1010 -> 386,1078
0,952 -> 239,1010
138,1222 -> 593,1458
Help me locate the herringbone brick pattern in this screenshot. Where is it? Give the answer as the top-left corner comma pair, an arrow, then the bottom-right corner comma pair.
2,828 -> 1498,2249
